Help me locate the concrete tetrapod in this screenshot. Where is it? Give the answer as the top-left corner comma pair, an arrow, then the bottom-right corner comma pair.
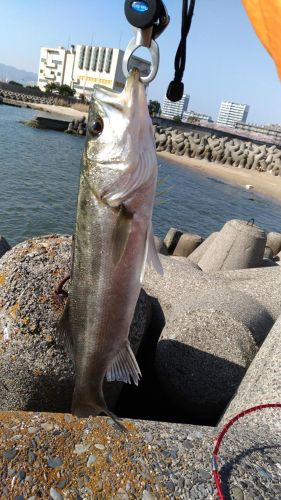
198,219 -> 266,271
173,233 -> 203,258
187,232 -> 219,264
266,231 -> 281,256
154,286 -> 273,421
221,313 -> 281,423
143,256 -> 273,422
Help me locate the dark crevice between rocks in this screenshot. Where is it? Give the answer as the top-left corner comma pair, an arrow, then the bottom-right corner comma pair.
116,298 -> 235,427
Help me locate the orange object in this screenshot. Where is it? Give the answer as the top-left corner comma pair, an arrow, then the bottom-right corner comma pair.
242,0 -> 281,80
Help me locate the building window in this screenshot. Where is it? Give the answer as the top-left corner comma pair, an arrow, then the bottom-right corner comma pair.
98,47 -> 106,72
91,47 -> 99,71
105,48 -> 113,73
78,46 -> 86,69
85,46 -> 92,70
41,58 -> 46,63
57,72 -> 61,76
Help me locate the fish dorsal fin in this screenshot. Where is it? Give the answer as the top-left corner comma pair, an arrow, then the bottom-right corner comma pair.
56,301 -> 74,361
140,222 -> 163,282
106,342 -> 141,385
112,205 -> 133,266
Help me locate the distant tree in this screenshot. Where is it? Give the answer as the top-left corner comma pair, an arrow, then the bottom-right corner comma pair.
26,84 -> 40,90
148,100 -> 161,117
173,115 -> 182,123
9,80 -> 23,86
59,84 -> 76,97
45,82 -> 60,94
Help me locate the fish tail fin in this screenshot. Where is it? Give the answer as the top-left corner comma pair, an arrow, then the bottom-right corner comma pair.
102,408 -> 127,432
71,391 -> 126,432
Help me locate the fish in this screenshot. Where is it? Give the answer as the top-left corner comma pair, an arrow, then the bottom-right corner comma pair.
58,68 -> 162,419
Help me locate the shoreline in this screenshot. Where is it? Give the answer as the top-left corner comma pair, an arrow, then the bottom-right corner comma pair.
3,99 -> 88,119
158,151 -> 281,203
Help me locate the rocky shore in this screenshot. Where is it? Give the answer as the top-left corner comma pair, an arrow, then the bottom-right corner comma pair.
0,219 -> 280,498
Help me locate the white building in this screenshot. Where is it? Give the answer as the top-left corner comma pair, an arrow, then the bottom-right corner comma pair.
217,101 -> 249,127
161,94 -> 189,120
38,45 -> 150,96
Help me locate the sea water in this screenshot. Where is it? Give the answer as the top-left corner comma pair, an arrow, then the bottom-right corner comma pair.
1,104 -> 281,246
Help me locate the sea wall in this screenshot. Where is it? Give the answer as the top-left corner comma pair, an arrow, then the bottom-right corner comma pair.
0,81 -> 76,106
154,125 -> 281,176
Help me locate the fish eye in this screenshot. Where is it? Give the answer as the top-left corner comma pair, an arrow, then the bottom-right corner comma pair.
89,117 -> 104,136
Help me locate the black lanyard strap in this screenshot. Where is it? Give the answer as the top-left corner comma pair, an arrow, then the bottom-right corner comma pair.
166,0 -> 196,102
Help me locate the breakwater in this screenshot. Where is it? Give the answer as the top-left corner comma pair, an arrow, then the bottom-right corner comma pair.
154,125 -> 281,175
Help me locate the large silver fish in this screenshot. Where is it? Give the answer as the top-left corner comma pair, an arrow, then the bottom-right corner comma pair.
59,69 -> 162,418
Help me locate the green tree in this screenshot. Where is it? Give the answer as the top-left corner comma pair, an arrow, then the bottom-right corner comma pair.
59,84 -> 76,97
45,82 -> 60,94
148,100 -> 161,117
173,115 -> 182,123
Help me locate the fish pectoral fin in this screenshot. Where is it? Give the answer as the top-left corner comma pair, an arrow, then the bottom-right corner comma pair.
106,342 -> 141,386
140,222 -> 163,282
112,205 -> 133,266
56,301 -> 74,360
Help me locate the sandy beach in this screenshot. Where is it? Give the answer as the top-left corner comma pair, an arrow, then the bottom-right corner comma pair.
158,151 -> 281,203
27,102 -> 88,119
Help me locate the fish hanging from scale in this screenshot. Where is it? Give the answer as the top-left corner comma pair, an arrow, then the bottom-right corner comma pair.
57,68 -> 163,421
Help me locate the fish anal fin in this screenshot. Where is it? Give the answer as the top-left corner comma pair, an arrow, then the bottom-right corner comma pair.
106,342 -> 141,386
112,205 -> 133,266
56,301 -> 74,360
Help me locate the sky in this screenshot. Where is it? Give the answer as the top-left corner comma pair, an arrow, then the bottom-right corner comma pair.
0,0 -> 280,124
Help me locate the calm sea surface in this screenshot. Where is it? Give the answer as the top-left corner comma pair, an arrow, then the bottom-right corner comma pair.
1,104 -> 281,246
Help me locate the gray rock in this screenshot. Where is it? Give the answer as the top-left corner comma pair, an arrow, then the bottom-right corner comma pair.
173,233 -> 203,258
187,232 -> 219,264
0,236 -> 11,259
0,235 -> 151,413
221,314 -> 281,423
163,228 -> 183,254
198,219 -> 266,271
266,231 -> 281,256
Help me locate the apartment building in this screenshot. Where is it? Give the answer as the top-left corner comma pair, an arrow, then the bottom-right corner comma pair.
217,101 -> 249,127
161,94 -> 190,120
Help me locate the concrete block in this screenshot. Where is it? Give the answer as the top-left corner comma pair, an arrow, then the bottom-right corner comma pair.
211,266 -> 281,320
264,246 -> 274,260
221,314 -> 281,423
163,228 -> 183,254
187,232 -> 219,264
266,231 -> 281,256
198,219 -> 266,271
173,233 -> 203,257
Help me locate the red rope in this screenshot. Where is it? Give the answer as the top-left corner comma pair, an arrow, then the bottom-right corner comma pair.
212,403 -> 281,499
